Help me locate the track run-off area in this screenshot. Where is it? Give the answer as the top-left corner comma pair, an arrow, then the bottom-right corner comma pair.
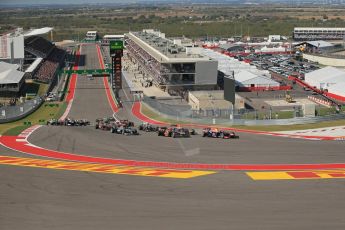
1,43 -> 345,229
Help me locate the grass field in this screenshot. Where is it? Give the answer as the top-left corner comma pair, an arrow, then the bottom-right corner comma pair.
0,102 -> 67,136
141,103 -> 345,132
2,6 -> 345,40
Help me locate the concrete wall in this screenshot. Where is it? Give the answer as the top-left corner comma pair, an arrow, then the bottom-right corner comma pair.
303,54 -> 345,67
195,60 -> 218,85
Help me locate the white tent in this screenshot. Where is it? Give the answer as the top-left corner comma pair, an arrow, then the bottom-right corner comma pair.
201,48 -> 269,77
305,66 -> 345,89
235,70 -> 279,87
327,82 -> 345,98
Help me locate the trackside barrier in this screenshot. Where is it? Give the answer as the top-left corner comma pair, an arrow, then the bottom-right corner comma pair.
289,76 -> 323,94
141,100 -> 345,126
0,96 -> 44,124
308,96 -> 332,108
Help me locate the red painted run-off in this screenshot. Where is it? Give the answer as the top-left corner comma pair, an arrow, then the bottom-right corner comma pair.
65,48 -> 81,103
95,44 -> 119,113
132,102 -> 165,125
1,135 -> 345,171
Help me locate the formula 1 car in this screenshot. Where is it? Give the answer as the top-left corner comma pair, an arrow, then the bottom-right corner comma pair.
111,125 -> 139,135
202,128 -> 239,139
139,122 -> 158,132
171,127 -> 191,138
158,126 -> 191,138
117,119 -> 134,127
123,127 -> 139,136
75,119 -> 90,126
157,127 -> 168,136
95,117 -> 116,130
98,122 -> 113,131
64,118 -> 77,126
46,119 -> 64,126
95,120 -> 113,130
222,131 -> 239,139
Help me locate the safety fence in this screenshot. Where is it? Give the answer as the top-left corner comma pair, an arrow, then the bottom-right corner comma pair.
141,96 -> 345,126
0,96 -> 44,124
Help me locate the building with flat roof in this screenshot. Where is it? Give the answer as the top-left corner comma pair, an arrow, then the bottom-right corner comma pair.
293,27 -> 345,41
295,40 -> 335,53
188,90 -> 245,111
0,62 -> 25,93
101,35 -> 124,45
125,30 -> 218,91
86,31 -> 98,41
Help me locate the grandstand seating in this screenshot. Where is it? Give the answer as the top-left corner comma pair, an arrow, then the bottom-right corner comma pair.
34,48 -> 66,83
126,39 -> 167,84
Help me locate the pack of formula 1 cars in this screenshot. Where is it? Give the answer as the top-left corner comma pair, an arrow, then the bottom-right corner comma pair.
46,118 -> 90,126
202,127 -> 239,139
95,117 -> 138,135
53,117 -> 239,139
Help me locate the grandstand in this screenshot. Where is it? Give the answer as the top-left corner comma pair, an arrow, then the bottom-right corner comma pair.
22,34 -> 66,83
33,47 -> 65,83
0,27 -> 66,97
24,36 -> 54,58
125,30 -> 218,91
293,27 -> 345,41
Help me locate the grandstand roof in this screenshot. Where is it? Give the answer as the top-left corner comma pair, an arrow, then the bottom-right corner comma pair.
0,62 -> 24,84
25,58 -> 43,73
24,27 -> 53,37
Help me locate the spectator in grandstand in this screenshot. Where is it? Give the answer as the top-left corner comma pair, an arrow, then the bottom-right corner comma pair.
33,48 -> 66,83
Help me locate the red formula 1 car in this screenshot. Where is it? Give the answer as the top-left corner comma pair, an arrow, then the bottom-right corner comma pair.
158,126 -> 191,138
202,128 -> 239,139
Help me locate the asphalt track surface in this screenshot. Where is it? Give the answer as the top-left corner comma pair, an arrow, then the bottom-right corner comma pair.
1,44 -> 345,230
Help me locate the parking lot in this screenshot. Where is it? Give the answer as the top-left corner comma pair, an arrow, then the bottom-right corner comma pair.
234,53 -> 322,113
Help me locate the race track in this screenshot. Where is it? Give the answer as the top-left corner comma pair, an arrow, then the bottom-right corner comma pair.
1,43 -> 345,230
